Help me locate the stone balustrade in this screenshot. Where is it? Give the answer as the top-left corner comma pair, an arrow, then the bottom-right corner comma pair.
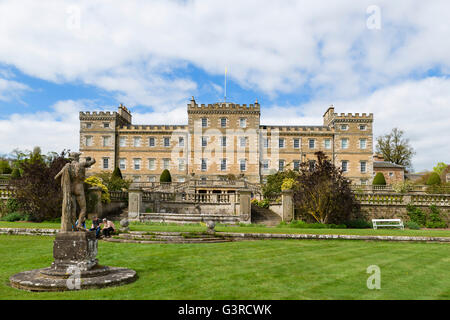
355,193 -> 450,207
0,189 -> 13,200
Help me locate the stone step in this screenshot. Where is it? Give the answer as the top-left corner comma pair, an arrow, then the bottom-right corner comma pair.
110,232 -> 232,244
105,235 -> 231,244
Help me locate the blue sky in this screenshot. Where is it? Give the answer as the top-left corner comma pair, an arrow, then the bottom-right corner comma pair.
0,0 -> 449,172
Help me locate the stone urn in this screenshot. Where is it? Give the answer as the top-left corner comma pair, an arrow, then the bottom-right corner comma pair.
120,218 -> 130,232
206,220 -> 216,234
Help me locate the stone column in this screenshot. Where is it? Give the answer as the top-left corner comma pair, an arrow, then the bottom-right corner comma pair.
282,189 -> 294,222
239,189 -> 252,224
88,187 -> 103,219
128,188 -> 143,221
230,192 -> 237,215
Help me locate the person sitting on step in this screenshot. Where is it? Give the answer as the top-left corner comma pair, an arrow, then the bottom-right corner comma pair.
101,218 -> 116,238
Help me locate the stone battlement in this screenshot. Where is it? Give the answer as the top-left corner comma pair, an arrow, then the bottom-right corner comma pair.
80,111 -> 117,118
118,124 -> 188,131
260,125 -> 332,132
333,112 -> 374,119
187,97 -> 260,112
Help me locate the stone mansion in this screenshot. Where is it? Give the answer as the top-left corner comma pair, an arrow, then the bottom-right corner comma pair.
79,98 -> 374,185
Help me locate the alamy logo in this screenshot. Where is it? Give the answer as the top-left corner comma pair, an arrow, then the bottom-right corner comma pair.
366,5 -> 381,30
366,265 -> 381,290
66,5 -> 81,31
66,265 -> 81,290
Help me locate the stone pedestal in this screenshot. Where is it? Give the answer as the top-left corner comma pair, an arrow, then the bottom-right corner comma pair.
282,189 -> 294,222
51,231 -> 98,272
10,231 -> 136,292
239,189 -> 252,224
128,188 -> 143,220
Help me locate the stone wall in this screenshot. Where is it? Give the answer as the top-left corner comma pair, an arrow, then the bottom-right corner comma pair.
145,201 -> 238,216
358,204 -> 449,224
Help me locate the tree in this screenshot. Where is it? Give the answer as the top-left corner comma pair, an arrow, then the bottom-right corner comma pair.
292,152 -> 360,224
372,172 -> 386,185
97,171 -> 131,191
0,160 -> 12,174
11,168 -> 21,179
433,162 -> 448,176
426,172 -> 441,185
9,150 -> 69,222
376,128 -> 415,171
160,169 -> 172,183
262,170 -> 299,199
112,167 -> 123,180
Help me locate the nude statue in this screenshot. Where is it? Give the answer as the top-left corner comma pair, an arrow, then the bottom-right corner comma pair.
55,152 -> 96,231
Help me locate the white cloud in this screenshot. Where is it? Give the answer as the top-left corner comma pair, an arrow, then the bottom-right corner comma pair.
0,100 -> 92,155
1,0 -> 450,103
0,76 -> 31,103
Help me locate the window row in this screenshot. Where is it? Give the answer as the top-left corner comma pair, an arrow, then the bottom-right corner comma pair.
118,136 -> 183,148
200,117 -> 248,128
117,158 -> 187,171
265,138 -> 368,150
339,124 -> 368,131
103,157 -> 369,174
130,176 -> 186,183
268,160 -> 369,173
83,122 -> 111,129
86,136 -> 368,150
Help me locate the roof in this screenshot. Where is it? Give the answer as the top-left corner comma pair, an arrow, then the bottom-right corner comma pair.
373,161 -> 405,169
405,173 -> 425,180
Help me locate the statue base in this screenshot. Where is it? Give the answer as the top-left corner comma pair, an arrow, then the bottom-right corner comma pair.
9,231 -> 136,292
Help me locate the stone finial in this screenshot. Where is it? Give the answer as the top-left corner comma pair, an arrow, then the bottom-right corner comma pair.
206,220 -> 216,234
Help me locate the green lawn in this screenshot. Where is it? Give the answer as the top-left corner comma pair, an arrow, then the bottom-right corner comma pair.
1,221 -> 450,238
1,235 -> 449,299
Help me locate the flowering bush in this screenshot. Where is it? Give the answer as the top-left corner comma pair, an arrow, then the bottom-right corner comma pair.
85,176 -> 111,203
281,178 -> 296,191
251,198 -> 270,208
392,181 -> 413,193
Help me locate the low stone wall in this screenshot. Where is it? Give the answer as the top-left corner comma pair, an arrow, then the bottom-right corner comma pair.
139,213 -> 241,225
268,203 -> 282,217
0,228 -> 58,236
101,201 -> 127,218
219,232 -> 450,243
358,204 -> 450,224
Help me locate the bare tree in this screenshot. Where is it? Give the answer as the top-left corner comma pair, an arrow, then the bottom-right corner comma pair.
376,128 -> 415,171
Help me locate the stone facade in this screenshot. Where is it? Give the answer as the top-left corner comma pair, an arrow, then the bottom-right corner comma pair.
80,100 -> 374,185
373,154 -> 405,185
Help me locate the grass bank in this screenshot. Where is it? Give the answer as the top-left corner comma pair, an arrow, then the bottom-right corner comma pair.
1,235 -> 449,299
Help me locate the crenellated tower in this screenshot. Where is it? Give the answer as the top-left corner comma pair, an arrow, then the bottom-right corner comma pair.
79,105 -> 132,172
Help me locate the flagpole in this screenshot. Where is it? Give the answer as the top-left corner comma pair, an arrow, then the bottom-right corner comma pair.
224,67 -> 227,103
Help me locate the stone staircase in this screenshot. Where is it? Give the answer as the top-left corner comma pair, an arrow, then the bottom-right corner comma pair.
103,231 -> 232,244
251,205 -> 282,226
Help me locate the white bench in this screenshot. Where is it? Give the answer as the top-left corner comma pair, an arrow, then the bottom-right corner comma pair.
372,219 -> 404,230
